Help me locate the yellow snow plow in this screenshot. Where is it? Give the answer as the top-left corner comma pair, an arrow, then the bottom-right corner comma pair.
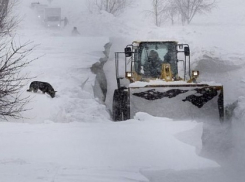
112,41 -> 224,121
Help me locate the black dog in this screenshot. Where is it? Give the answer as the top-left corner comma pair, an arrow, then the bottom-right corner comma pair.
27,81 -> 57,98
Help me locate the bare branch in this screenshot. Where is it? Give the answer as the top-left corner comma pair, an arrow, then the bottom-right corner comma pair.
174,0 -> 216,25
0,1 -> 36,120
144,0 -> 169,27
87,0 -> 133,16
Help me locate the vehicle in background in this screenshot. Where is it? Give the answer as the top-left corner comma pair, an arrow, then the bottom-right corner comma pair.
34,4 -> 48,19
42,7 -> 61,28
30,2 -> 40,9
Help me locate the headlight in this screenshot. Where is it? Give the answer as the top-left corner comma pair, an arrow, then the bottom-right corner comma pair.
126,72 -> 132,78
192,70 -> 199,77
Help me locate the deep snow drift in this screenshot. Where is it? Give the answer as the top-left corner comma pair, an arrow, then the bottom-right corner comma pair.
0,0 -> 245,181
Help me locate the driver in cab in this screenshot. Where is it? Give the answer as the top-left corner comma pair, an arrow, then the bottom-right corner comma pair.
144,50 -> 162,77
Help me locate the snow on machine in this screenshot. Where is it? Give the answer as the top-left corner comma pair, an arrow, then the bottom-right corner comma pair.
112,41 -> 224,121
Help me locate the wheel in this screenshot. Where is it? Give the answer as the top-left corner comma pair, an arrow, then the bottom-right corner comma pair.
218,91 -> 224,121
121,90 -> 130,120
112,89 -> 130,121
112,90 -> 122,121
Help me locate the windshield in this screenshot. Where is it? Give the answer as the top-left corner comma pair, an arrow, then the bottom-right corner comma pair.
46,17 -> 60,21
134,42 -> 178,78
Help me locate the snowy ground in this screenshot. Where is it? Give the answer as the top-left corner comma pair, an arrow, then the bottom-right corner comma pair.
0,115 -> 219,182
0,0 -> 245,181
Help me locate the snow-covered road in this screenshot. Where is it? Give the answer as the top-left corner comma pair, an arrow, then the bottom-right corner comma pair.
1,0 -> 245,181
0,113 -> 220,182
19,35 -> 110,123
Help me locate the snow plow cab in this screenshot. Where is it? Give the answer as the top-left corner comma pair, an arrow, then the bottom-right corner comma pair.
112,41 -> 224,122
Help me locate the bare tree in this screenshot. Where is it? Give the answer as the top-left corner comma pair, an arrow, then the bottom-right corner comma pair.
144,0 -> 169,27
0,41 -> 35,119
165,1 -> 178,25
47,0 -> 53,4
87,0 -> 132,16
0,0 -> 9,29
0,1 -> 35,120
0,0 -> 9,17
174,0 -> 216,25
0,0 -> 17,35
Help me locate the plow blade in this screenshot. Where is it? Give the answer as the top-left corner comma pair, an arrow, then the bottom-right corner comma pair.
129,84 -> 224,121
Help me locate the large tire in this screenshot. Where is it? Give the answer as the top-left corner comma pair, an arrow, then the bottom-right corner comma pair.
121,90 -> 130,120
112,90 -> 122,121
112,89 -> 130,121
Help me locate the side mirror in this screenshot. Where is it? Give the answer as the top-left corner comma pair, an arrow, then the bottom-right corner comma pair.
184,47 -> 190,56
125,47 -> 132,57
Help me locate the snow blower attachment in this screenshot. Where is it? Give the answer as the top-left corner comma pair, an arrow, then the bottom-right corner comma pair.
112,41 -> 224,121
